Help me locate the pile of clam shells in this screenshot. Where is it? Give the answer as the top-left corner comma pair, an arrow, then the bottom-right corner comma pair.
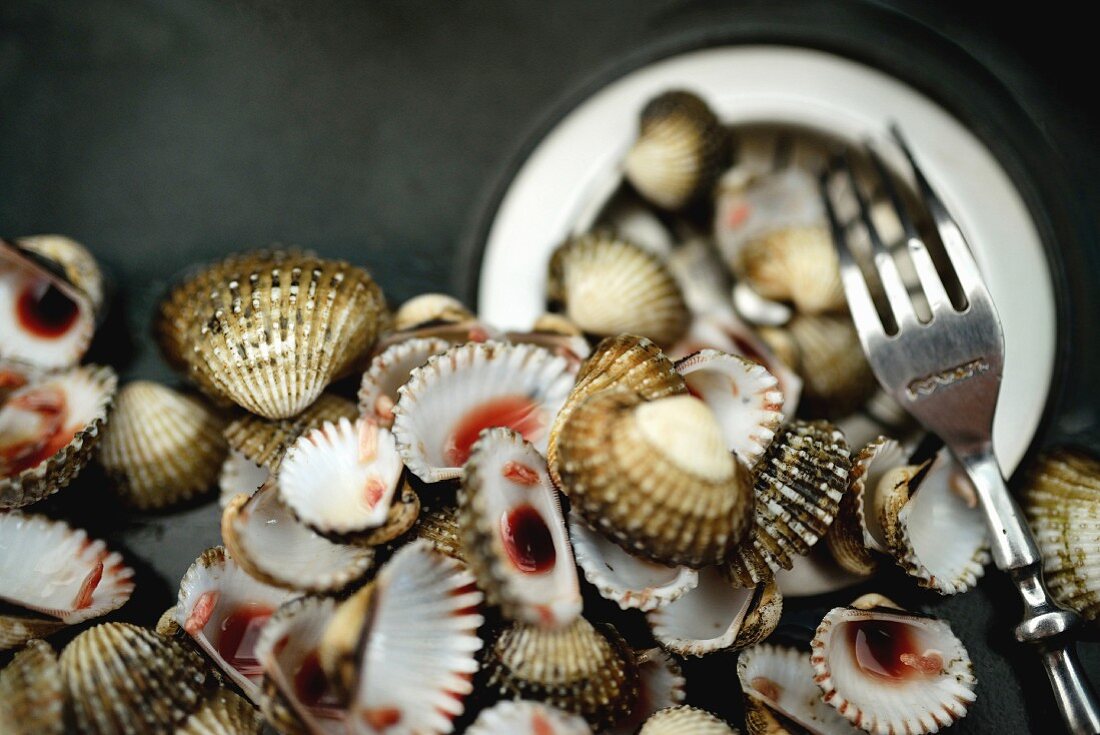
1,89 -> 1096,735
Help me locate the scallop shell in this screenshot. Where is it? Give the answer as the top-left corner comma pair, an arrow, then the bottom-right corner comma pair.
646,568 -> 781,657
558,391 -> 754,567
221,481 -> 374,593
0,364 -> 116,508
622,90 -> 730,211
674,349 -> 784,467
607,648 -> 687,735
485,617 -> 640,731
392,293 -> 474,332
0,639 -> 65,735
0,237 -> 98,369
176,690 -> 263,735
0,512 -> 134,649
467,701 -> 592,735
458,428 -> 581,628
569,510 -> 698,611
811,604 -> 977,734
186,253 -> 387,419
737,643 -> 861,735
61,622 -> 213,735
547,233 -> 689,347
637,706 -> 738,735
737,226 -> 845,316
358,337 -> 451,427
726,421 -> 850,587
392,341 -> 574,483
1024,448 -> 1100,620
171,546 -> 300,702
98,381 -> 228,509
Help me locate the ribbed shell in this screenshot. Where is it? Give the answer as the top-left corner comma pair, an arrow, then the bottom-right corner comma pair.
738,226 -> 844,316
400,498 -> 465,560
15,235 -> 104,314
175,690 -> 263,735
392,293 -> 474,331
358,337 -> 451,426
824,437 -> 900,577
0,639 -> 65,735
607,648 -> 687,735
486,618 -> 640,731
0,613 -> 66,652
61,623 -> 213,735
467,701 -> 592,735
98,381 -> 227,509
637,706 -> 738,735
223,393 -> 357,473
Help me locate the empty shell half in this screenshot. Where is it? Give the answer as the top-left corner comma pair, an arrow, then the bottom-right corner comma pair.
637,706 -> 738,735
358,337 -> 451,427
467,701 -> 592,735
176,690 -> 263,735
607,648 -> 687,735
737,225 -> 845,316
0,639 -> 65,735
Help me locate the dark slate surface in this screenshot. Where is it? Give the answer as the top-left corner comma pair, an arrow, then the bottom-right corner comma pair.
2,2 -> 1098,732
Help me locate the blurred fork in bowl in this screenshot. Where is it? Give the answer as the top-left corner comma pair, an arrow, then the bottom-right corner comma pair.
820,126 -> 1100,735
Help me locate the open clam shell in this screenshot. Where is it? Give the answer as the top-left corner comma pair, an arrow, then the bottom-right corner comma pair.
177,690 -> 263,735
458,428 -> 581,628
98,381 -> 228,509
547,232 -> 689,347
171,546 -> 300,703
607,648 -> 687,735
637,706 -> 738,735
646,568 -> 781,657
485,617 -> 640,731
737,225 -> 845,316
358,337 -> 451,427
0,364 -> 116,508
0,237 -> 98,369
321,540 -> 484,735
0,639 -> 65,735
278,417 -> 404,536
811,605 -> 977,734
221,481 -> 374,593
569,510 -> 697,611
674,349 -> 784,468
392,341 -> 573,483
0,512 -> 133,649
467,701 -> 592,735
350,477 -> 422,547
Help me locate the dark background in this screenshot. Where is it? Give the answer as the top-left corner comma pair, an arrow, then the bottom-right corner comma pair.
2,1 -> 1098,732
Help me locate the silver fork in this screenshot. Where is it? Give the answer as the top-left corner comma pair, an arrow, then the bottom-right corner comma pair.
820,126 -> 1100,735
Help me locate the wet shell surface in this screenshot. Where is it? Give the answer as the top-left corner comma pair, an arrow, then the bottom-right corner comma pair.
176,690 -> 263,735
607,648 -> 687,735
547,232 -> 689,347
221,481 -> 374,593
15,235 -> 104,314
646,568 -> 781,657
674,349 -> 784,467
402,498 -> 465,560
811,605 -> 977,734
558,391 -> 753,568
637,706 -> 738,735
737,225 -> 845,315
392,341 -> 574,483
485,617 -> 640,731
61,622 -> 213,735
0,364 -> 116,508
184,253 -> 387,419
622,90 -> 730,211
171,546 -> 300,702
458,428 -> 581,628
391,292 -> 474,332
358,337 -> 451,427
569,510 -> 698,611
279,417 -> 404,536
466,701 -> 592,735
726,421 -> 850,587
0,639 -> 65,735
97,381 -> 228,509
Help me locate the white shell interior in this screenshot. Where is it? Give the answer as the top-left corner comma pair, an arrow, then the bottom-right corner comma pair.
467,701 -> 592,735
219,449 -> 270,507
859,438 -> 908,552
774,545 -> 865,598
358,337 -> 451,426
646,566 -> 753,656
0,253 -> 94,369
608,648 -> 686,735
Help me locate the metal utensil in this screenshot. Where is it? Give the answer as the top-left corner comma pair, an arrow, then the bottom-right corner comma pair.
820,126 -> 1100,735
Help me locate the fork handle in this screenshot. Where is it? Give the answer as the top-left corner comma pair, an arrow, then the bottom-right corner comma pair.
956,447 -> 1100,735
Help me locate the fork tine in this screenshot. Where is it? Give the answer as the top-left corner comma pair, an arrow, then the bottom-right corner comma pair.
865,142 -> 953,315
890,125 -> 985,305
819,161 -> 886,340
843,149 -> 918,330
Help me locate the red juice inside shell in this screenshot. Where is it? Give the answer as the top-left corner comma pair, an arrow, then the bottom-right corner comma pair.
16,277 -> 80,339
500,504 -> 556,574
216,603 -> 273,677
0,386 -> 70,476
294,651 -> 344,713
443,395 -> 543,466
847,619 -> 923,681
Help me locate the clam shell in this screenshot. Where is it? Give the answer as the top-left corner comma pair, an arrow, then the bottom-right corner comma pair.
392,341 -> 574,483
732,281 -> 793,329
15,235 -> 104,311
176,690 -> 263,735
646,568 -> 781,657
467,701 -> 592,735
607,648 -> 687,735
350,477 -> 421,547
221,481 -> 374,593
547,233 -> 689,347
559,391 -> 754,567
0,639 -> 64,735
774,546 -> 865,599
358,337 -> 451,427
811,605 -> 977,734
279,417 -> 404,536
622,90 -> 730,211
665,236 -> 734,318
485,617 -> 640,731
674,349 -> 784,467
737,226 -> 844,316
98,381 -> 228,509
504,328 -> 591,375
637,706 -> 738,735
726,421 -> 850,587
0,364 -> 117,508
569,510 -> 698,611
0,358 -> 44,404
599,194 -> 675,258
61,622 -> 213,735
401,497 -> 464,560
186,253 -> 387,419
0,238 -> 97,369
392,293 -> 473,332
458,428 -> 581,628
0,611 -> 66,652
171,546 -> 300,702
1024,448 -> 1100,620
